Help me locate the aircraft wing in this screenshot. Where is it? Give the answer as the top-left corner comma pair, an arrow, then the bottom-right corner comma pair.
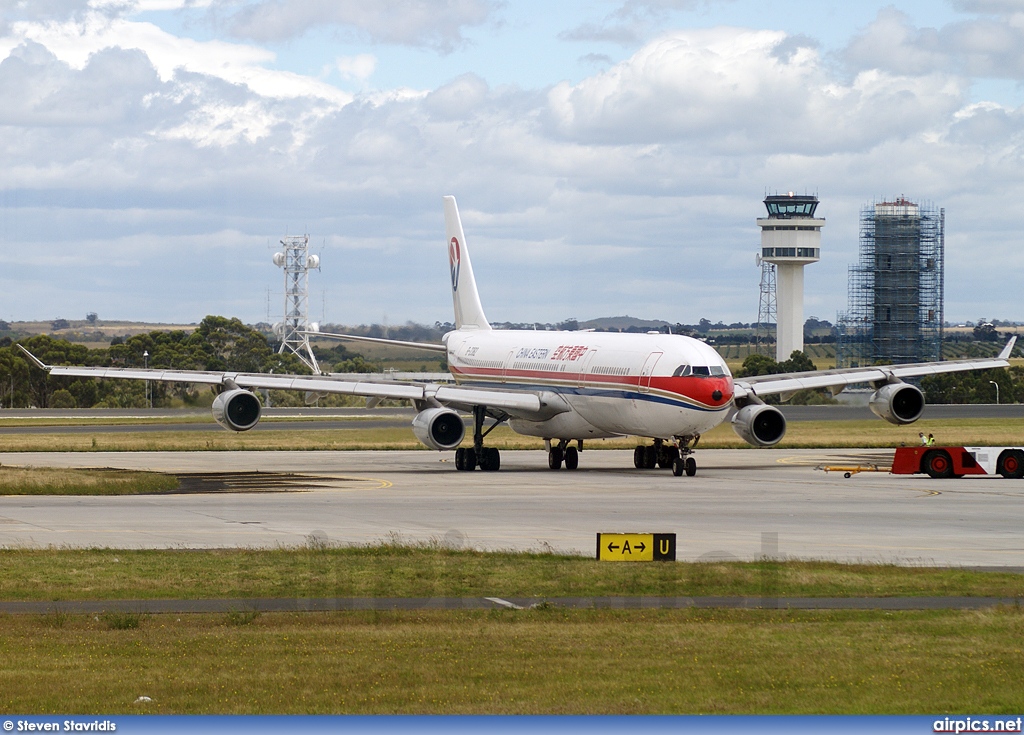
733,336 -> 1016,400
17,346 -> 543,413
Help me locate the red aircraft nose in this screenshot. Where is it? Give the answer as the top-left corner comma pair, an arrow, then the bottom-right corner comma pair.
709,377 -> 734,406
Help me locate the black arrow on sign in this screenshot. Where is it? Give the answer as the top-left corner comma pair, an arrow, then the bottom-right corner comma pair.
607,543 -> 620,552
636,542 -> 646,552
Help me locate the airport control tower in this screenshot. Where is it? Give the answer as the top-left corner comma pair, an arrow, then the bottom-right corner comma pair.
757,193 -> 823,362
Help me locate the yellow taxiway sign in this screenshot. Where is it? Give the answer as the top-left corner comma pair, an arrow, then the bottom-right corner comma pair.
596,533 -> 676,562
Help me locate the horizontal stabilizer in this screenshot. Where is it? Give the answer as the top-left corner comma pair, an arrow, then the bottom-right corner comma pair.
305,331 -> 446,353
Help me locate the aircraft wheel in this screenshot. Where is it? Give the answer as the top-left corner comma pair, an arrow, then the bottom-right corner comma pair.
672,457 -> 684,477
455,447 -> 476,471
997,449 -> 1024,479
564,446 -> 579,470
922,449 -> 954,479
548,446 -> 564,470
684,457 -> 697,477
633,446 -> 645,469
658,445 -> 679,469
643,445 -> 658,470
479,447 -> 500,472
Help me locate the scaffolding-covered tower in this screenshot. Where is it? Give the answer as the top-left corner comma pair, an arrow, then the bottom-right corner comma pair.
836,198 -> 944,367
272,235 -> 321,373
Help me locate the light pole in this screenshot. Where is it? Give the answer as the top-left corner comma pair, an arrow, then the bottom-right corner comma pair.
143,350 -> 150,408
989,380 -> 999,405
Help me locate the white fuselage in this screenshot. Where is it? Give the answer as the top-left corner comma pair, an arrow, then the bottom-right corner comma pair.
444,329 -> 735,441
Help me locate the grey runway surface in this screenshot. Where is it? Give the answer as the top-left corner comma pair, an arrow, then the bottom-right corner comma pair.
1,448 -> 1023,567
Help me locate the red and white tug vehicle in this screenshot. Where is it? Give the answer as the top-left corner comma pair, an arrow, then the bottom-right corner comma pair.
892,446 -> 1024,479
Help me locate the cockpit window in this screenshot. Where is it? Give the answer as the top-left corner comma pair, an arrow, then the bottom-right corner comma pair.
674,364 -> 726,378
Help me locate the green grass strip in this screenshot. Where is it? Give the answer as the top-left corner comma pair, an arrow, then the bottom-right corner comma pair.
0,547 -> 1022,601
1,608 -> 1023,713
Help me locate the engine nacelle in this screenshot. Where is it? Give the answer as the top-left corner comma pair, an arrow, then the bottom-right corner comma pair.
211,388 -> 262,432
411,407 -> 465,451
869,382 -> 924,425
731,403 -> 787,447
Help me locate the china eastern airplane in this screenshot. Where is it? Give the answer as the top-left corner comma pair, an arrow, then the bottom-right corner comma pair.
19,196 -> 1016,477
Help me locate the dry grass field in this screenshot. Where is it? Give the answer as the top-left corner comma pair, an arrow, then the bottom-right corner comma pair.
0,415 -> 1021,452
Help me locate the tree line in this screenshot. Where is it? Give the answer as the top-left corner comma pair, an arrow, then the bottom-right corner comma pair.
0,316 -> 366,409
0,318 -> 1018,409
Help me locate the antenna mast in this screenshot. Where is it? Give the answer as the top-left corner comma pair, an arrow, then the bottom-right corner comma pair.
272,235 -> 321,373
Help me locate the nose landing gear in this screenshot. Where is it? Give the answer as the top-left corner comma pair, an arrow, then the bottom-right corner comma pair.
671,455 -> 697,477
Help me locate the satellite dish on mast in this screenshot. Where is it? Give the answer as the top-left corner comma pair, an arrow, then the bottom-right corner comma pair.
307,254 -> 320,269
273,252 -> 286,267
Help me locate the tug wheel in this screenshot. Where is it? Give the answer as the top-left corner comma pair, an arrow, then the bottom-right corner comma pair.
922,450 -> 954,479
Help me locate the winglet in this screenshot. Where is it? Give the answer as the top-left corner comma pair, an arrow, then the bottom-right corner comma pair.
16,344 -> 49,371
999,336 -> 1017,361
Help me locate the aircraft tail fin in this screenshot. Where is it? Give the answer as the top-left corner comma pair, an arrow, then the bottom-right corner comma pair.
443,196 -> 491,331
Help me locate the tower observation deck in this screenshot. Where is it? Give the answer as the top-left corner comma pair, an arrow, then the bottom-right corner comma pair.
757,193 -> 824,361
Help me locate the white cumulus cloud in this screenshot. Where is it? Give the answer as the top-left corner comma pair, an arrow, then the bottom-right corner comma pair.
222,0 -> 494,51
548,27 -> 964,154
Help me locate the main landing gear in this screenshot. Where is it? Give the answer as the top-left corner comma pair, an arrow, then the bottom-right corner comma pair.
633,437 -> 698,477
545,439 -> 582,470
455,405 -> 505,472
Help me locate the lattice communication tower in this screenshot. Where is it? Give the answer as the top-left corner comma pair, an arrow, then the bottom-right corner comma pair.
273,235 -> 321,373
754,258 -> 777,356
836,198 -> 944,367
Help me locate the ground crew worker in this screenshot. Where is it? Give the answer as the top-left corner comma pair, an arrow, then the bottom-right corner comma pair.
926,434 -> 935,446
919,432 -> 927,446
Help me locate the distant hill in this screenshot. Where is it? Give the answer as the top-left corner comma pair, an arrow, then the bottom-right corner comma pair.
0,320 -> 199,347
579,315 -> 670,331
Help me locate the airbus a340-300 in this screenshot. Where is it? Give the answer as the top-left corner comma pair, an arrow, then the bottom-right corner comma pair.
20,197 -> 1015,477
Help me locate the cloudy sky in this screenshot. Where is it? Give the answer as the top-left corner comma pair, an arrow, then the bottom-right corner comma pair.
2,0 -> 1023,328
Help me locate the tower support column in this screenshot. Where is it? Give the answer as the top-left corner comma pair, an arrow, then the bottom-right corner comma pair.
775,263 -> 804,360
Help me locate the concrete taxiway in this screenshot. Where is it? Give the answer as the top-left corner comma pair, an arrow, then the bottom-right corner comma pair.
1,448 -> 1022,567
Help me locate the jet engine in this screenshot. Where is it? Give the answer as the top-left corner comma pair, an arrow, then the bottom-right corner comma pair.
212,388 -> 262,432
731,403 -> 787,447
868,382 -> 924,425
411,407 -> 465,451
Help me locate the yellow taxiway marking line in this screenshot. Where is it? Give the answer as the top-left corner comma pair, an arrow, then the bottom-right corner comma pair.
318,475 -> 393,490
776,454 -> 894,467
